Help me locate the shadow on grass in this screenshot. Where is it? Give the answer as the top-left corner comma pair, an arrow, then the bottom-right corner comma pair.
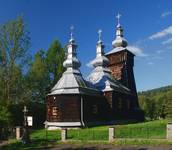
61,147 -> 109,150
85,119 -> 143,128
60,147 -> 148,150
1,139 -> 55,150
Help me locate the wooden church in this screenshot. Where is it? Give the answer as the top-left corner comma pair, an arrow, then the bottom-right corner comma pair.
45,16 -> 144,129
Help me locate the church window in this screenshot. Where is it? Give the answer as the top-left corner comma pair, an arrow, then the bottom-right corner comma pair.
52,106 -> 59,116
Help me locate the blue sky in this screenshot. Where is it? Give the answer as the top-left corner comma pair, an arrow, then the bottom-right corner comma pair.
0,0 -> 172,91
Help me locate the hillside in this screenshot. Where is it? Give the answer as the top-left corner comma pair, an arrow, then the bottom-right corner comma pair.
138,85 -> 172,96
138,85 -> 172,120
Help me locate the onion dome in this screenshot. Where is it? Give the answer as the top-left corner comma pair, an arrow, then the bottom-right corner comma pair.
92,29 -> 109,68
112,13 -> 128,48
63,26 -> 81,70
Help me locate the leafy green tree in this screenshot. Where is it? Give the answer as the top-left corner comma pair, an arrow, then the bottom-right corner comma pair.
46,40 -> 65,88
0,105 -> 11,127
165,89 -> 172,118
0,17 -> 66,128
27,40 -> 65,103
139,86 -> 172,120
0,16 -> 30,105
27,49 -> 49,103
165,101 -> 172,119
146,98 -> 156,120
0,103 -> 11,139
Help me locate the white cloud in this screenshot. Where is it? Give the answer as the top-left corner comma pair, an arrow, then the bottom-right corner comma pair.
147,62 -> 154,65
162,38 -> 172,45
166,46 -> 172,50
156,50 -> 164,54
161,11 -> 172,18
149,26 -> 172,40
86,60 -> 94,68
87,46 -> 147,68
127,46 -> 147,57
151,56 -> 164,60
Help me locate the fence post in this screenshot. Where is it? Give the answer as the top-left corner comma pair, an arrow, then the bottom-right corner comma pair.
167,123 -> 172,140
109,127 -> 115,142
16,126 -> 22,140
61,128 -> 67,142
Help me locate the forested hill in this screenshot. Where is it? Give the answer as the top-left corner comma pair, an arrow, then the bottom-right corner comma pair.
138,85 -> 172,96
138,85 -> 172,120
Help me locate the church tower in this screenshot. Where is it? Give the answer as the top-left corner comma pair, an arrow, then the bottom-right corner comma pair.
106,14 -> 138,105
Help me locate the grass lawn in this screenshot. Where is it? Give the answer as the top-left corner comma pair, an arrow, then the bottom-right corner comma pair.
31,119 -> 168,141
115,119 -> 168,139
1,119 -> 171,150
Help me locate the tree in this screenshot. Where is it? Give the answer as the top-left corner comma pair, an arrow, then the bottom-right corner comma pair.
139,96 -> 156,120
27,49 -> 49,103
138,86 -> 172,120
165,101 -> 172,119
46,40 -> 65,88
0,103 -> 11,139
27,40 -> 65,103
0,105 -> 11,127
165,89 -> 172,119
0,16 -> 30,105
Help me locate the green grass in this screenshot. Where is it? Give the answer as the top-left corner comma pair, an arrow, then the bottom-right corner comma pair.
115,119 -> 168,139
31,129 -> 61,141
1,119 -> 171,150
67,128 -> 108,141
1,139 -> 54,150
31,119 -> 168,141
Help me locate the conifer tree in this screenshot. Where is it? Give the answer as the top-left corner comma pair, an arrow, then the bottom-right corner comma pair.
27,49 -> 49,103
46,40 -> 65,88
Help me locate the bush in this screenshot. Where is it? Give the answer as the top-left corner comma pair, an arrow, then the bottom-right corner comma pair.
0,105 -> 11,140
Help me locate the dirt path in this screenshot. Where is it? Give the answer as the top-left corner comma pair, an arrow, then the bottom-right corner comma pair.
50,144 -> 172,150
0,141 -> 9,149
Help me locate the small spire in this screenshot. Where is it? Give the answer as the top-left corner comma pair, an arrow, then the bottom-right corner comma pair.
116,13 -> 121,27
98,29 -> 102,42
70,25 -> 74,41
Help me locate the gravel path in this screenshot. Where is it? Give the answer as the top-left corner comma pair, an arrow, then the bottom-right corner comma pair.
50,144 -> 172,150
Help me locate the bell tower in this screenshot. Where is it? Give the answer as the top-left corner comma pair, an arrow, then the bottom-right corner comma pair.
106,14 -> 138,105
